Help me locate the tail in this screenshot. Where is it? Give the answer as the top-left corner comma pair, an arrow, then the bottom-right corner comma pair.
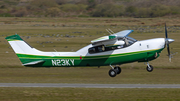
5,34 -> 45,66
6,34 -> 36,54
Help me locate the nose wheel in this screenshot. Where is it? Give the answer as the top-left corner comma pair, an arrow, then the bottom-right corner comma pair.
108,65 -> 121,77
146,62 -> 153,72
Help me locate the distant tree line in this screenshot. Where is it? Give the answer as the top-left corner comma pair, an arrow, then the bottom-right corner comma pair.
0,0 -> 180,18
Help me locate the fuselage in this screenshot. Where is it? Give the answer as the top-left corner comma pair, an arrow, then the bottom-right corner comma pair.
17,38 -> 166,67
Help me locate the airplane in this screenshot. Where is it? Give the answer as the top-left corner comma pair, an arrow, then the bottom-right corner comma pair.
5,24 -> 174,77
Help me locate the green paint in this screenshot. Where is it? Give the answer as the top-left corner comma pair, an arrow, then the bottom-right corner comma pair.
109,35 -> 116,39
5,34 -> 23,41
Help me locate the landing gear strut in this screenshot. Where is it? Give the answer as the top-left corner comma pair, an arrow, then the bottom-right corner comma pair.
108,65 -> 121,77
146,62 -> 153,72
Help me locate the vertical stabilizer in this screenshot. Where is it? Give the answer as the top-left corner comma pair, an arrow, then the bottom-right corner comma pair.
5,34 -> 40,54
5,34 -> 45,66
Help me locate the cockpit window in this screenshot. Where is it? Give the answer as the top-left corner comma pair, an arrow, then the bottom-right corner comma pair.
121,36 -> 137,47
126,36 -> 137,43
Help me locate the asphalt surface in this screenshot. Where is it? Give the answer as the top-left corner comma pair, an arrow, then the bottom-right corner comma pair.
0,83 -> 180,88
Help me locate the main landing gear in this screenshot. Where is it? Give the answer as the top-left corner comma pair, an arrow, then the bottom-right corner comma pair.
108,65 -> 121,77
108,63 -> 153,77
146,62 -> 153,72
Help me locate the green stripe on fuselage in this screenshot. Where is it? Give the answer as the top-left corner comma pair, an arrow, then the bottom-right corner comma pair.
16,48 -> 164,67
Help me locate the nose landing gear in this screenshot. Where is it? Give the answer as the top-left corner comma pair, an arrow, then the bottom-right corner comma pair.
108,65 -> 121,77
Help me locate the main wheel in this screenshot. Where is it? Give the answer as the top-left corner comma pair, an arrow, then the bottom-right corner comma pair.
114,66 -> 121,74
146,65 -> 153,72
109,69 -> 117,77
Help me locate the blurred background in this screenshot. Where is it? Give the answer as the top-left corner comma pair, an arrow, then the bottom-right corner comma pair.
0,0 -> 180,18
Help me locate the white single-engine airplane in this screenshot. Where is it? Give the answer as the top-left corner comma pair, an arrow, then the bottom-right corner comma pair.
6,24 -> 174,77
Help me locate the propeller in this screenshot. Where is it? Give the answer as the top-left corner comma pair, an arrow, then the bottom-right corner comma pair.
165,23 -> 174,62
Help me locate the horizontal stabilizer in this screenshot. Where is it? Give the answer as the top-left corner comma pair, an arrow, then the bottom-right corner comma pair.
23,60 -> 45,66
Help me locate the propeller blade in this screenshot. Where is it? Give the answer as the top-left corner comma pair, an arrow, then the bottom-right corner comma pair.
165,23 -> 168,38
165,23 -> 174,62
167,44 -> 171,62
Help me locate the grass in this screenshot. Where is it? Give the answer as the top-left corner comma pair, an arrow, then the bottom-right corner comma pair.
0,67 -> 180,84
0,87 -> 180,101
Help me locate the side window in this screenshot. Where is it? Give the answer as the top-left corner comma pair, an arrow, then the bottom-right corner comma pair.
88,45 -> 105,54
88,45 -> 120,54
88,47 -> 96,53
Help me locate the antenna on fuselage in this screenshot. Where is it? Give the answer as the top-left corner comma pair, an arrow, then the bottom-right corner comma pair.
106,29 -> 112,35
106,29 -> 114,35
108,29 -> 114,34
54,49 -> 57,52
53,49 -> 60,56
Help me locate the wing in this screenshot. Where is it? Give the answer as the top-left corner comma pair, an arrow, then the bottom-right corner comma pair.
111,30 -> 134,38
91,30 -> 133,45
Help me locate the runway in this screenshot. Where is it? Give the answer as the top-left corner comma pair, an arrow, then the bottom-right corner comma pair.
0,83 -> 180,88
